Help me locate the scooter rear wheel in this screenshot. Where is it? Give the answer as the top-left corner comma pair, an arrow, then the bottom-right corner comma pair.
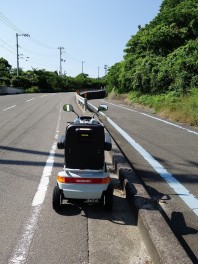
102,184 -> 113,211
52,185 -> 63,212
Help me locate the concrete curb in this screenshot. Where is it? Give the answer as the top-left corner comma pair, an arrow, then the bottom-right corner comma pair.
111,145 -> 193,264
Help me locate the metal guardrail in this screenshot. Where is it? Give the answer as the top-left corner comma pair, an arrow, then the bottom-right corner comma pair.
75,92 -> 87,111
75,89 -> 106,111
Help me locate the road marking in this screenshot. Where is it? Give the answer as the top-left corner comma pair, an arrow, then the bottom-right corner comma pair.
3,105 -> 16,111
25,98 -> 35,102
8,105 -> 62,264
40,95 -> 47,98
103,100 -> 198,136
89,102 -> 198,217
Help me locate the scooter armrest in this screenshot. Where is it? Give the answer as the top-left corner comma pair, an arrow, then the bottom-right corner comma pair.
104,132 -> 112,151
57,135 -> 65,149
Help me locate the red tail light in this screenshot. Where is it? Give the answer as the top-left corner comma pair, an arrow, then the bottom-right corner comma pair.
57,176 -> 110,184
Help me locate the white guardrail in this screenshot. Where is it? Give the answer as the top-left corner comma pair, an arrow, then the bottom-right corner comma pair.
75,92 -> 87,111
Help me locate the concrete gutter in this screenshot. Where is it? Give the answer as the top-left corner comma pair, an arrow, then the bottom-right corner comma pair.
111,142 -> 193,264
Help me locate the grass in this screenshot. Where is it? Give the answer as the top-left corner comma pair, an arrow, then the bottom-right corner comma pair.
128,89 -> 198,126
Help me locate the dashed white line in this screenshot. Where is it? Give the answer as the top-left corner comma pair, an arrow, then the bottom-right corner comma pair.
3,105 -> 16,111
8,105 -> 62,264
25,98 -> 35,102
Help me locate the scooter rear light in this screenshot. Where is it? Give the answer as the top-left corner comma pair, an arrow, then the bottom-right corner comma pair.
57,176 -> 65,183
57,176 -> 110,184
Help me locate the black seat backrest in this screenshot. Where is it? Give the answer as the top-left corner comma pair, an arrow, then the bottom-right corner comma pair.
64,123 -> 105,170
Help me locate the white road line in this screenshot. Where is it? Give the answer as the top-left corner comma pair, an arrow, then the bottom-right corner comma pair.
89,102 -> 198,217
8,105 -> 62,264
103,100 -> 198,136
3,105 -> 16,111
25,98 -> 35,102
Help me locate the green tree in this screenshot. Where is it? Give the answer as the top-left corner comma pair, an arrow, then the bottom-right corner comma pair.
107,0 -> 198,96
0,58 -> 11,85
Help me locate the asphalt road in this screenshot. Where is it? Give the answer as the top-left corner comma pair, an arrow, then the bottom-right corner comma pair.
0,93 -> 151,264
88,98 -> 198,263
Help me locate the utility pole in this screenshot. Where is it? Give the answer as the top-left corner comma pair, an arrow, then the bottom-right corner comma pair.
58,46 -> 64,75
98,67 -> 100,78
104,64 -> 108,75
82,61 -> 85,74
16,33 -> 30,76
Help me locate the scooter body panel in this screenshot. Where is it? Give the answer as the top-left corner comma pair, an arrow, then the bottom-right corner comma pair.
57,169 -> 109,199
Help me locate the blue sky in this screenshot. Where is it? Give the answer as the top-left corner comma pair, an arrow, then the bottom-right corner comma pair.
1,0 -> 163,78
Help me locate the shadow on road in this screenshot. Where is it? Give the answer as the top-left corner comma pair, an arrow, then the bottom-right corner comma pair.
0,145 -> 64,168
55,195 -> 136,227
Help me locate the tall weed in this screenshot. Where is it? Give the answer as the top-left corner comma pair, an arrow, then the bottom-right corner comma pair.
128,89 -> 198,126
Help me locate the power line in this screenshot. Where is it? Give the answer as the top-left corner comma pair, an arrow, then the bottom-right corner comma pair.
0,12 -> 56,50
26,58 -> 58,70
0,12 -> 24,33
0,12 -> 108,77
0,44 -> 16,55
27,37 -> 57,50
19,45 -> 57,57
0,38 -> 16,52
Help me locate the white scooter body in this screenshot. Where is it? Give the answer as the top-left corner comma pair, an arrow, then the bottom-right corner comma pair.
52,104 -> 113,211
57,168 -> 109,199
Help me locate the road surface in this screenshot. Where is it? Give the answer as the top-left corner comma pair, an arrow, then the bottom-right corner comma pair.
0,93 -> 151,264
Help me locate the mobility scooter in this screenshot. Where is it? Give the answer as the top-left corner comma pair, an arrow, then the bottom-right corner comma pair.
52,104 -> 113,212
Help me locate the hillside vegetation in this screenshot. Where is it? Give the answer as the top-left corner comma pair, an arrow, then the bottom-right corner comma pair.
106,0 -> 198,126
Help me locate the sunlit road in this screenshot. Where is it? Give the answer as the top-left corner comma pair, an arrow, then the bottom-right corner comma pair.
0,93 -> 150,264
89,98 -> 198,263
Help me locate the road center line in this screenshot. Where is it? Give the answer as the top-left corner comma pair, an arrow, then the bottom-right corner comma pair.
89,102 -> 198,217
3,105 -> 16,111
8,105 -> 62,264
25,98 -> 35,102
103,100 -> 198,136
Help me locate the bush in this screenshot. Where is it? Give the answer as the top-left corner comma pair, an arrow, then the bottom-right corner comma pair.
25,86 -> 40,93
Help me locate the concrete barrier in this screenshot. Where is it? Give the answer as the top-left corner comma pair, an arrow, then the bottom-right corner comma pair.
0,86 -> 23,95
111,144 -> 193,264
80,89 -> 106,100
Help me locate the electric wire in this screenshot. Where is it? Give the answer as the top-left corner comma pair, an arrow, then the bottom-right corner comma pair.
0,12 -> 24,33
0,12 -> 105,76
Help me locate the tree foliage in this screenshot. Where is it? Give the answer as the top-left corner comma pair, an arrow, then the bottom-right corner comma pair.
0,58 -> 11,86
0,59 -> 106,93
107,0 -> 198,95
